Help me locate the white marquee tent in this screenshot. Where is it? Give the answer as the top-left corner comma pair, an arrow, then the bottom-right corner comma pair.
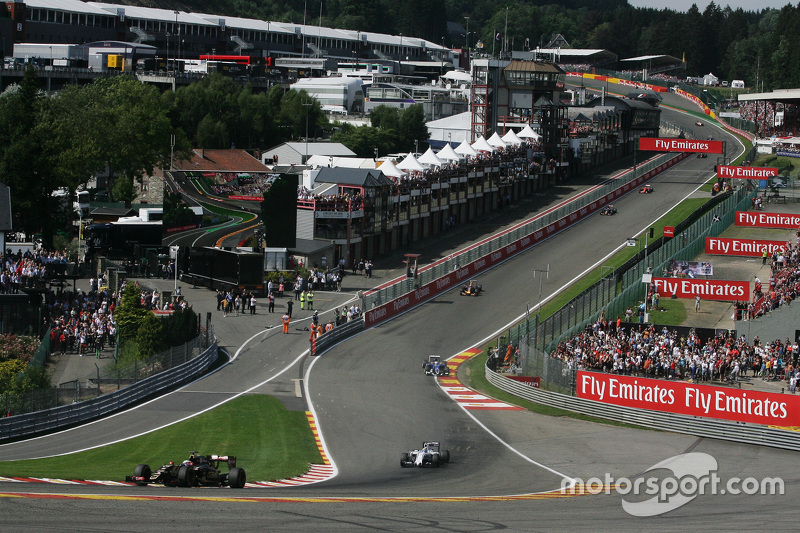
437,143 -> 462,161
487,132 -> 507,148
455,139 -> 478,156
418,147 -> 446,167
396,152 -> 426,172
472,136 -> 495,153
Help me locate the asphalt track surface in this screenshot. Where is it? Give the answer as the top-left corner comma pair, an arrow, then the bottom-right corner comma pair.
2,85 -> 798,531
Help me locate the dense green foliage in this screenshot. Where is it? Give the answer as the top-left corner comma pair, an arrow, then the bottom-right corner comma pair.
0,334 -> 50,395
115,283 -> 150,341
331,104 -> 429,157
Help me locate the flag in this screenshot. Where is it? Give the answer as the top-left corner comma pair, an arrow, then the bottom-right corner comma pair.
495,32 -> 501,42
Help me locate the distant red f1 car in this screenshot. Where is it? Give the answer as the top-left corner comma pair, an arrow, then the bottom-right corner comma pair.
639,184 -> 654,194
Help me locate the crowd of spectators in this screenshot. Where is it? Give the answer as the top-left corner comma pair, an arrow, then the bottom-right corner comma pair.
1,248 -> 69,294
552,316 -> 798,386
45,277 -> 185,358
209,173 -> 274,197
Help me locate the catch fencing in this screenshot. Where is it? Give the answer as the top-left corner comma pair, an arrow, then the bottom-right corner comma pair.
2,329 -> 213,419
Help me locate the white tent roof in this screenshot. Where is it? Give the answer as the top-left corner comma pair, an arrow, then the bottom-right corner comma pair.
441,70 -> 472,83
455,139 -> 478,156
396,152 -> 425,172
378,159 -> 406,177
501,129 -> 523,146
472,136 -> 495,153
437,143 -> 462,161
517,125 -> 541,140
418,147 -> 446,167
487,132 -> 507,148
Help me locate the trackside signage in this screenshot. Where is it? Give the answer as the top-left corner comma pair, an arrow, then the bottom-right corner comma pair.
364,153 -> 688,327
576,371 -> 800,426
705,237 -> 788,257
718,165 -> 778,180
652,277 -> 748,301
639,137 -> 723,154
736,211 -> 800,228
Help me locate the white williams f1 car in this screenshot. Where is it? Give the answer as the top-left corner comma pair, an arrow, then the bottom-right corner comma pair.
400,441 -> 451,468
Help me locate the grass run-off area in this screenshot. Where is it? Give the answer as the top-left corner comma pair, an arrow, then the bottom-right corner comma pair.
0,395 -> 322,481
199,199 -> 257,222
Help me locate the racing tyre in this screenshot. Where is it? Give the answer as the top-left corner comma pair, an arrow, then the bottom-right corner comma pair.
441,450 -> 450,464
177,465 -> 195,487
133,464 -> 151,485
400,453 -> 411,467
229,467 -> 246,489
431,454 -> 440,468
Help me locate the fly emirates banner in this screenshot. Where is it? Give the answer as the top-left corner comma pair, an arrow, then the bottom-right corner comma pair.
577,371 -> 800,426
705,237 -> 788,257
652,277 -> 749,301
639,137 -> 724,154
736,211 -> 800,229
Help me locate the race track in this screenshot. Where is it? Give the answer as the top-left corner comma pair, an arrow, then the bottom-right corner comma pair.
3,86 -> 797,530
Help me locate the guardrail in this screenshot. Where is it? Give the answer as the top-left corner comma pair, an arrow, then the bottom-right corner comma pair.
0,340 -> 219,442
312,318 -> 365,355
485,363 -> 800,452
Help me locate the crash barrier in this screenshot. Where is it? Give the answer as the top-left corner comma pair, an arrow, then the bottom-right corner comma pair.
311,318 -> 365,356
364,152 -> 688,327
0,338 -> 218,442
485,363 -> 800,452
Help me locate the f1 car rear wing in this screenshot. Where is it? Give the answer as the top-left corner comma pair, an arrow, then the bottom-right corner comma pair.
210,455 -> 237,467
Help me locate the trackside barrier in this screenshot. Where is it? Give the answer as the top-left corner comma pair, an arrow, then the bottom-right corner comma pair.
364,153 -> 689,327
0,340 -> 218,442
312,318 -> 365,356
485,364 -> 800,452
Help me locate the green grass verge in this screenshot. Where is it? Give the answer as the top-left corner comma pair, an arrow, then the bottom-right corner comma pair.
538,197 -> 708,318
0,395 -> 321,481
459,349 -> 648,430
646,297 -> 688,326
199,200 -> 257,222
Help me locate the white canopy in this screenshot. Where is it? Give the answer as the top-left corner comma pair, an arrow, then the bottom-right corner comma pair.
436,143 -> 462,161
378,159 -> 406,178
441,70 -> 472,83
396,152 -> 426,172
487,132 -> 507,148
418,147 -> 446,167
471,136 -> 495,153
501,129 -> 523,146
455,139 -> 478,156
517,125 -> 541,140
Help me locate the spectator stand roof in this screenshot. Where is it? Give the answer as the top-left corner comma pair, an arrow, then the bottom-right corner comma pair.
313,167 -> 393,188
620,54 -> 685,75
513,48 -> 618,67
738,88 -> 800,137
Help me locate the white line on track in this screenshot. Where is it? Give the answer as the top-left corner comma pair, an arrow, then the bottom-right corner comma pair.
303,355 -> 339,483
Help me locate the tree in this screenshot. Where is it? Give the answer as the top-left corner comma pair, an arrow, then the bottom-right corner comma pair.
137,313 -> 166,359
115,283 -> 150,340
398,105 -> 429,153
161,307 -> 199,346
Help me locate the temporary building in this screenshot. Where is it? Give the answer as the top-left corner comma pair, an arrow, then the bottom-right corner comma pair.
517,125 -> 541,140
396,153 -> 426,172
454,139 -> 478,157
471,136 -> 495,153
501,129 -> 523,146
487,132 -> 508,148
436,143 -> 462,161
378,159 -> 406,178
418,147 -> 446,167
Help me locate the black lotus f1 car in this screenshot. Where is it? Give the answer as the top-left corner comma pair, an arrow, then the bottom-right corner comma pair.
126,451 -> 247,488
400,441 -> 451,468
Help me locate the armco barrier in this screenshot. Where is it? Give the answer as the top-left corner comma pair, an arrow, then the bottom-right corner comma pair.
0,340 -> 218,442
365,153 -> 688,328
485,364 -> 800,452
312,318 -> 365,355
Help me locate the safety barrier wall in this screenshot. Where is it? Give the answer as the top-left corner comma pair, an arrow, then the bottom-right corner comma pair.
364,152 -> 689,327
312,318 -> 365,355
486,364 -> 800,452
0,340 -> 218,442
